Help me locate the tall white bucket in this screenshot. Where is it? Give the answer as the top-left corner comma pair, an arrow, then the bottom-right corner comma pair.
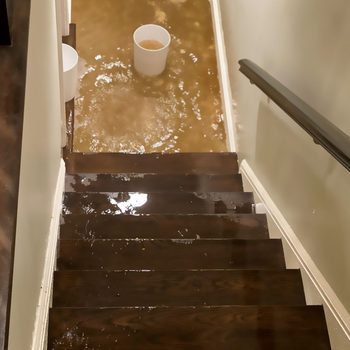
133,24 -> 171,77
62,43 -> 79,102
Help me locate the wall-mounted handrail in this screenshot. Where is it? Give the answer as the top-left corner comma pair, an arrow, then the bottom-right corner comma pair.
239,59 -> 350,172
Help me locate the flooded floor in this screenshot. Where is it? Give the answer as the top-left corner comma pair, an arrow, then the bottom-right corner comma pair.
72,0 -> 227,153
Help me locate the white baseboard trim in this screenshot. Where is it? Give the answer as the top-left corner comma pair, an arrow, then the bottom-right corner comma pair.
210,0 -> 236,152
240,159 -> 350,350
31,159 -> 65,350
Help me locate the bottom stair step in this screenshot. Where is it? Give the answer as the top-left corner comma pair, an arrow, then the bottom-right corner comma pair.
48,306 -> 331,350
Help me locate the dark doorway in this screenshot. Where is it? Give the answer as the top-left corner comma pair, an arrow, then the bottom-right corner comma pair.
0,0 -> 11,45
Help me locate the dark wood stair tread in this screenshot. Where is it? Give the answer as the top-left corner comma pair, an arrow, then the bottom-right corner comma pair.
65,152 -> 239,174
58,239 -> 285,270
51,152 -> 333,349
53,270 -> 305,307
65,173 -> 244,192
63,192 -> 254,215
48,306 -> 331,350
60,214 -> 269,240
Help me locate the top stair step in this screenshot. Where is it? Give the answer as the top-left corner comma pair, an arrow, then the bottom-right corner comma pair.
65,152 -> 239,174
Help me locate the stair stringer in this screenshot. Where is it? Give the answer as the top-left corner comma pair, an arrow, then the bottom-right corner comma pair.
31,159 -> 66,350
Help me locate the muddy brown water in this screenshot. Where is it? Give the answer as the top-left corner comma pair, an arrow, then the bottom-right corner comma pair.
72,0 -> 227,153
139,40 -> 165,50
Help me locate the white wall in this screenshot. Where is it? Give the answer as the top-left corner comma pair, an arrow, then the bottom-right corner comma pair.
220,0 -> 350,331
7,0 -> 64,348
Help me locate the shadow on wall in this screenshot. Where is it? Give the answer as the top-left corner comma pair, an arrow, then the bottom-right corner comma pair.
253,101 -> 350,311
254,100 -> 344,222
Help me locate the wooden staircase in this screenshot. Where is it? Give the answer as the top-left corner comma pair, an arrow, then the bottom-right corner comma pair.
48,153 -> 332,349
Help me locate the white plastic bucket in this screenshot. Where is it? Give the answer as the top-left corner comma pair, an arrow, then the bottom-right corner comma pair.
62,43 -> 79,102
133,24 -> 171,77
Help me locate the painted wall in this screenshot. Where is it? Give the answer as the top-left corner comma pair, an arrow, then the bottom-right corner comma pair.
220,0 -> 350,313
7,0 -> 63,348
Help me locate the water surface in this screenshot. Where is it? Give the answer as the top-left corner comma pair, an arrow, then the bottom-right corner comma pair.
72,0 -> 227,153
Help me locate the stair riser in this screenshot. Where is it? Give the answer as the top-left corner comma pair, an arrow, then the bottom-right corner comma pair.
60,214 -> 269,240
48,306 -> 331,350
65,174 -> 244,192
62,192 -> 254,215
53,270 -> 306,307
65,152 -> 239,174
57,239 -> 285,270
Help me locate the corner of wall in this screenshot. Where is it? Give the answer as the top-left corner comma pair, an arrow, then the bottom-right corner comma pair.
210,0 -> 237,152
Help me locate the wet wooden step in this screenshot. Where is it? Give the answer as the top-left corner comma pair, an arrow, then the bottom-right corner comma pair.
65,173 -> 244,192
57,239 -> 285,271
48,306 -> 331,350
60,214 -> 269,240
53,270 -> 305,307
65,152 -> 239,174
62,192 -> 254,215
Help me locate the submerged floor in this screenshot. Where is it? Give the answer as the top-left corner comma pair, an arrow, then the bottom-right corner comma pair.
72,0 -> 227,153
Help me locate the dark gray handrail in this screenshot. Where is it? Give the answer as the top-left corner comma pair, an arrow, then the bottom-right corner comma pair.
239,59 -> 350,172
